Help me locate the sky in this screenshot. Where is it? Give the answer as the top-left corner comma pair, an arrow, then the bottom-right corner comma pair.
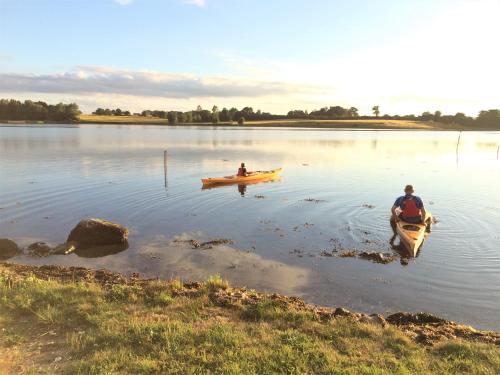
0,0 -> 499,115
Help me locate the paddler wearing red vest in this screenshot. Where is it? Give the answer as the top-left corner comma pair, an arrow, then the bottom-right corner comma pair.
237,162 -> 254,177
391,184 -> 428,225
237,162 -> 247,176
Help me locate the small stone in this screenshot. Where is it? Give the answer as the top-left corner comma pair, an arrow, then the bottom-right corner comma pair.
54,356 -> 62,363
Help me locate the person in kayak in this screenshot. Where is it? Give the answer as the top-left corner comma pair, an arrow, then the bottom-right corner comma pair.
237,163 -> 248,176
391,184 -> 428,224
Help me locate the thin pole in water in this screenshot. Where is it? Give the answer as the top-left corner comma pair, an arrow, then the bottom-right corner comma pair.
456,131 -> 461,167
164,150 -> 167,188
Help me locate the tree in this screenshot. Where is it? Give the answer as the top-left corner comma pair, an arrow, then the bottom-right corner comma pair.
238,117 -> 245,125
167,111 -> 178,125
184,111 -> 193,123
347,107 -> 359,118
219,107 -> 229,122
200,110 -> 212,122
212,105 -> 219,124
476,109 -> 500,128
228,107 -> 237,123
372,106 -> 380,117
434,111 -> 442,121
327,106 -> 346,118
177,112 -> 186,123
420,111 -> 433,121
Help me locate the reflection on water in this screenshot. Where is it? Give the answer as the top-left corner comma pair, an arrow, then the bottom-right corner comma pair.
1,124 -> 500,330
201,178 -> 281,197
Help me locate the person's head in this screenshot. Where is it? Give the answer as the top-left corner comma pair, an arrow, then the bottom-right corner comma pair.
241,162 -> 245,167
404,184 -> 414,195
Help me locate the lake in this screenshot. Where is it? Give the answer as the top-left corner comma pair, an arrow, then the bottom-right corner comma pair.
1,124 -> 499,330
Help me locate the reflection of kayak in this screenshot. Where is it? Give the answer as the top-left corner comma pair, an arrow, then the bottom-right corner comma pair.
201,177 -> 281,190
395,213 -> 431,257
201,168 -> 282,185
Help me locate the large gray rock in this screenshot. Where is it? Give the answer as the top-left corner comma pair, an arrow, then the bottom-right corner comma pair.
0,238 -> 21,259
67,219 -> 129,248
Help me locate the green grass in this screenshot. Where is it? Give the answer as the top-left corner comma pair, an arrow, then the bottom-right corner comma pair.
0,271 -> 499,374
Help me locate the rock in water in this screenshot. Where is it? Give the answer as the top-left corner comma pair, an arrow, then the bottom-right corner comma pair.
0,238 -> 21,259
67,219 -> 128,248
27,242 -> 52,256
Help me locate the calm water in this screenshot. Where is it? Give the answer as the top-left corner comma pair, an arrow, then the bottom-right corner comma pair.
1,124 -> 499,330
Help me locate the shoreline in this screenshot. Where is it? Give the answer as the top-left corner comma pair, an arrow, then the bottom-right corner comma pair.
3,117 -> 499,131
2,262 -> 499,341
1,262 -> 498,373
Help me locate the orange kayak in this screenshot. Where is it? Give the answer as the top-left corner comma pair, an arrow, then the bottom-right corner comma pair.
201,168 -> 282,185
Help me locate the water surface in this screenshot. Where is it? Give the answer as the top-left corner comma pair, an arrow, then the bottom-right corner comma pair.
1,124 -> 499,330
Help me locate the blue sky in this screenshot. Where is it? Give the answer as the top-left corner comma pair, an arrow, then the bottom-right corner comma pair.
1,0 -> 499,115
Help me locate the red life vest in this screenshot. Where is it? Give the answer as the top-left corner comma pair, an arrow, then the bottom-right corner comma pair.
237,167 -> 246,176
402,197 -> 420,217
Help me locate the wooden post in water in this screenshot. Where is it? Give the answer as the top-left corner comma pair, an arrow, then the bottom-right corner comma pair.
455,131 -> 462,167
164,150 -> 167,188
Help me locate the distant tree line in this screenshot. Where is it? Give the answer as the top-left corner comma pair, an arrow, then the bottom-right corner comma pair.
114,104 -> 500,128
93,108 -> 131,116
2,98 -> 498,128
286,105 -> 500,128
135,105 -> 283,125
0,99 -> 80,122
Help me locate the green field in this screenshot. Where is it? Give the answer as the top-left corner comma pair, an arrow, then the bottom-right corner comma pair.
1,264 -> 499,374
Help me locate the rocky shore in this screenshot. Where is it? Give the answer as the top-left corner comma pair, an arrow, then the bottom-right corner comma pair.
1,262 -> 498,347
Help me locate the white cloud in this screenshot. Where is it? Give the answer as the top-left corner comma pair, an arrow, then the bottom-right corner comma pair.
114,0 -> 133,5
0,66 -> 323,113
0,66 -> 319,99
183,0 -> 205,7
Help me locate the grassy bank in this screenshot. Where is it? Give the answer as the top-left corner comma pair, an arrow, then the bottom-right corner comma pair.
1,264 -> 499,374
78,114 -> 461,130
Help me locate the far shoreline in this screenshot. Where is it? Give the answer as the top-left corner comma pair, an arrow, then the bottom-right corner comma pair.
2,116 -> 499,131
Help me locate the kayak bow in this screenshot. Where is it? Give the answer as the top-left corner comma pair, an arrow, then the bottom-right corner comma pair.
395,212 -> 432,257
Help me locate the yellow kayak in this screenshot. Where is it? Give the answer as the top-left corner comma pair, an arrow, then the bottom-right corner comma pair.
202,168 -> 282,185
395,212 -> 431,257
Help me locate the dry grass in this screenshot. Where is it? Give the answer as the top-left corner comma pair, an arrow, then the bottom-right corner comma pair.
79,114 -> 169,124
79,114 -> 451,130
